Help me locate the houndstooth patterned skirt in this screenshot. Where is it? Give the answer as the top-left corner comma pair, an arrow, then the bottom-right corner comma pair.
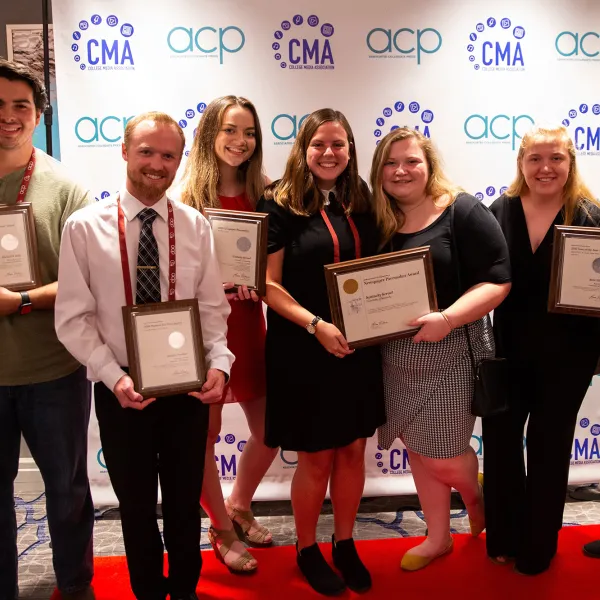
378,316 -> 495,459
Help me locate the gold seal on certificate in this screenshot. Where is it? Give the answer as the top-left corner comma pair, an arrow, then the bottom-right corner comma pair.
0,203 -> 41,291
324,247 -> 438,348
204,208 -> 268,296
122,299 -> 207,398
549,225 -> 600,317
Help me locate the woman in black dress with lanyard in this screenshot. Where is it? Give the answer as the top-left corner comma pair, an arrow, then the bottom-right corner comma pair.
258,109 -> 385,596
484,125 -> 600,575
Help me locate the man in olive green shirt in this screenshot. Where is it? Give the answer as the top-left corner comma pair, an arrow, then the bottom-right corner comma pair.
0,59 -> 94,600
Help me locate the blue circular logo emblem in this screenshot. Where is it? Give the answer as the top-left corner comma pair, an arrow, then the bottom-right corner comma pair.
293,15 -> 303,26
91,14 -> 102,25
107,15 -> 118,27
225,434 -> 236,444
237,441 -> 246,452
121,24 -> 134,37
308,15 -> 319,27
281,20 -> 291,31
581,418 -> 591,428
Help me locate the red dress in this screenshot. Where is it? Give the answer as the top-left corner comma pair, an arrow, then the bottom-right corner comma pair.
219,193 -> 267,403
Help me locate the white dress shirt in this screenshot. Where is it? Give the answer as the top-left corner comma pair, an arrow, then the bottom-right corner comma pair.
55,186 -> 234,392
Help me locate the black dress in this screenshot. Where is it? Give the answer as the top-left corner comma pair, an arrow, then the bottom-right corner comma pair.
483,195 -> 600,573
257,192 -> 386,452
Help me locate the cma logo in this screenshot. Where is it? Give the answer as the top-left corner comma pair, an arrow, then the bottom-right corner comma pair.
466,17 -> 525,71
272,15 -> 335,70
75,115 -> 134,144
464,114 -> 534,150
374,446 -> 410,474
373,101 -> 434,145
366,27 -> 442,65
167,26 -> 245,64
562,103 -> 600,154
571,418 -> 600,462
71,14 -> 135,71
555,31 -> 600,59
475,185 -> 508,203
271,113 -> 308,143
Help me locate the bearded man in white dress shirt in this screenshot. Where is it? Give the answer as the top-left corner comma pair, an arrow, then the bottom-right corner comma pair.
55,112 -> 234,600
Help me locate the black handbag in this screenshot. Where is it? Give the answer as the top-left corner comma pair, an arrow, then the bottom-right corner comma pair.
449,202 -> 510,418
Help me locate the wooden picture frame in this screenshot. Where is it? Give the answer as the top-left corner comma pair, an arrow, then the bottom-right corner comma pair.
324,246 -> 438,349
0,203 -> 42,292
549,225 -> 600,317
204,208 -> 268,296
122,299 -> 207,398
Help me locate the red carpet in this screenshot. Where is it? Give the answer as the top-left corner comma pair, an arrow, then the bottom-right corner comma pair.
51,525 -> 600,599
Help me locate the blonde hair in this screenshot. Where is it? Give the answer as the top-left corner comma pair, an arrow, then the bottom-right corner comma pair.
264,108 -> 371,216
124,111 -> 185,152
505,124 -> 599,225
370,128 -> 463,244
180,96 -> 266,212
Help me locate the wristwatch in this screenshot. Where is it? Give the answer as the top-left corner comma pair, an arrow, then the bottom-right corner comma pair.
305,316 -> 322,334
18,291 -> 32,315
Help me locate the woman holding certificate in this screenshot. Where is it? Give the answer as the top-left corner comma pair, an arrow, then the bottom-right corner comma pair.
258,108 -> 385,596
483,125 -> 600,575
371,128 -> 511,571
180,96 -> 275,574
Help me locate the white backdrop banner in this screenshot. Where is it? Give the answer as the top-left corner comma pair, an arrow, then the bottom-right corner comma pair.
50,0 -> 600,503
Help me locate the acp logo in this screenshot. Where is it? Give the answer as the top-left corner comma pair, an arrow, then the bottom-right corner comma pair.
71,14 -> 135,71
571,417 -> 600,464
561,103 -> 600,155
366,26 -> 442,65
373,101 -> 434,145
271,113 -> 309,145
74,115 -> 134,147
464,114 -> 534,151
167,24 -> 245,64
466,17 -> 525,71
272,15 -> 335,70
555,31 -> 600,60
175,102 -> 207,156
280,450 -> 298,468
474,185 -> 507,203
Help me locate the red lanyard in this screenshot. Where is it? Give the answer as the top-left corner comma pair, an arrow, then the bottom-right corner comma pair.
16,149 -> 36,204
117,196 -> 176,306
320,202 -> 362,263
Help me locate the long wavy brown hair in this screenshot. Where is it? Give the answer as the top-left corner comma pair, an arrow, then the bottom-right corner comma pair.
505,125 -> 599,225
370,128 -> 463,244
263,108 -> 371,215
180,96 -> 266,211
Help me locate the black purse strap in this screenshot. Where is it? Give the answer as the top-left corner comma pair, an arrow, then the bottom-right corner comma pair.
449,202 -> 478,375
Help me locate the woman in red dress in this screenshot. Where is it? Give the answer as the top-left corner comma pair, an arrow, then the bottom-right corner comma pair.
180,96 -> 275,574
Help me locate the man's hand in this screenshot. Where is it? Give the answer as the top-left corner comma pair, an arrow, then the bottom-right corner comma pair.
113,375 -> 156,410
0,287 -> 22,317
188,368 -> 226,404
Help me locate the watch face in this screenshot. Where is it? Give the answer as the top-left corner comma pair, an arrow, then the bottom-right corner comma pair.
306,324 -> 316,334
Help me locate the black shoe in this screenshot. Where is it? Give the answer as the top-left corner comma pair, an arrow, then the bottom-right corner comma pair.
332,535 -> 372,593
583,540 -> 600,558
296,542 -> 346,596
514,558 -> 552,576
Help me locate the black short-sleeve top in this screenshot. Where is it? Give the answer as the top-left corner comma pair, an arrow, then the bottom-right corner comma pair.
257,186 -> 382,324
386,192 -> 511,309
490,194 -> 600,360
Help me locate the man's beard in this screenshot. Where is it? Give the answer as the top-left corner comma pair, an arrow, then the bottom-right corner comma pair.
127,167 -> 173,203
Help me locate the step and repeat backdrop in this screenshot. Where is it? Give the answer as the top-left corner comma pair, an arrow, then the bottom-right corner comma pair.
51,0 -> 600,503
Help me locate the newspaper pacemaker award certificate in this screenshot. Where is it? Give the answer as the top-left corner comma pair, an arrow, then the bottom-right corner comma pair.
324,247 -> 438,348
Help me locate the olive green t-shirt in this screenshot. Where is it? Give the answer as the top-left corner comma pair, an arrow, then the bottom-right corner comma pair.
0,148 -> 91,385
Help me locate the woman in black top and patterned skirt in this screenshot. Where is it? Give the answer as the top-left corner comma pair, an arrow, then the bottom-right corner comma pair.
483,125 -> 600,575
258,109 -> 385,596
370,128 -> 511,572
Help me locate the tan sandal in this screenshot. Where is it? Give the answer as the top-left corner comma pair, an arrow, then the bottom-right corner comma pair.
207,525 -> 258,575
225,497 -> 273,548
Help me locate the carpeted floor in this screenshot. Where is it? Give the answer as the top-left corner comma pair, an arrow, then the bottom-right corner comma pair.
49,525 -> 600,600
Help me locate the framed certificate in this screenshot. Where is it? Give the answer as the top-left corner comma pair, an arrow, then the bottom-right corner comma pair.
324,247 -> 438,348
0,203 -> 41,291
122,299 -> 207,398
549,225 -> 600,317
204,208 -> 268,296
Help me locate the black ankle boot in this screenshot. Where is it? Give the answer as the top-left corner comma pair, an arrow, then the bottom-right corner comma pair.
296,542 -> 346,596
332,535 -> 372,593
